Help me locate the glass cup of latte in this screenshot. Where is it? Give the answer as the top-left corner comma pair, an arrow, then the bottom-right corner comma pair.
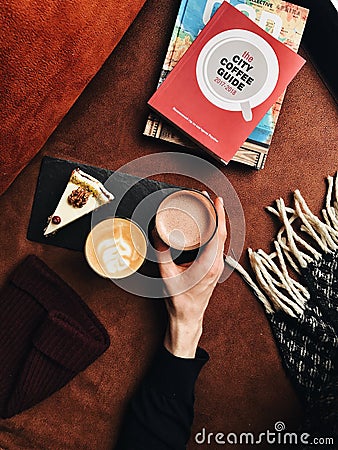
155,189 -> 218,263
85,217 -> 148,279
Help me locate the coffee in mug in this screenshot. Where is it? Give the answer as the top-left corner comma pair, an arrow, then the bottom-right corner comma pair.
85,218 -> 147,279
155,190 -> 217,259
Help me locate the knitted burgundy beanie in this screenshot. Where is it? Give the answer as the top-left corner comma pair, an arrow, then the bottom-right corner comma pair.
0,255 -> 110,418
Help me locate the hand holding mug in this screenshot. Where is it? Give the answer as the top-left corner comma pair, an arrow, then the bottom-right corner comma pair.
154,196 -> 227,358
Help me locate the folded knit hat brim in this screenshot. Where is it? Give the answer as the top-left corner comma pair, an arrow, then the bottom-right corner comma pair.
0,255 -> 110,418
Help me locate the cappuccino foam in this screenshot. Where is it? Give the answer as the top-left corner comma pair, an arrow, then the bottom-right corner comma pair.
156,190 -> 217,251
85,218 -> 147,278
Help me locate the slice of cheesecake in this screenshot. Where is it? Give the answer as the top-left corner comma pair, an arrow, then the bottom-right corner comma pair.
44,168 -> 114,235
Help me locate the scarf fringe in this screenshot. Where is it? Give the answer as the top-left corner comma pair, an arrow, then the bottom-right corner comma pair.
226,173 -> 338,318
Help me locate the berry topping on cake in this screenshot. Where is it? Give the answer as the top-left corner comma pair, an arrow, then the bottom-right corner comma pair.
52,216 -> 61,224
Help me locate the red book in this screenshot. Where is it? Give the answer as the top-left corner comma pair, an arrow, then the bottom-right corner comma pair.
148,2 -> 306,164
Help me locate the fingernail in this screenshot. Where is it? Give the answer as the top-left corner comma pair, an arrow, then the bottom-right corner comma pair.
219,197 -> 224,205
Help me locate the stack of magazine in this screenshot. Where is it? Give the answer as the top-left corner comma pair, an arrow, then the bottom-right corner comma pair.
144,0 -> 309,169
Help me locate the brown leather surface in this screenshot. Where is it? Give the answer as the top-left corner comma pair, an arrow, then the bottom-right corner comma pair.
0,0 -> 337,448
0,0 -> 146,196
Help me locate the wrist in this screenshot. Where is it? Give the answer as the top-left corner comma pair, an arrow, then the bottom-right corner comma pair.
164,319 -> 203,358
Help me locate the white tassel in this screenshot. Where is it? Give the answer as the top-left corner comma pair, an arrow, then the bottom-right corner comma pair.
230,174 -> 338,318
224,255 -> 274,314
248,250 -> 300,317
295,190 -> 337,252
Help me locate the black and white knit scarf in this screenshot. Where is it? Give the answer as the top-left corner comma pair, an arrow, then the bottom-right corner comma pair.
227,173 -> 338,447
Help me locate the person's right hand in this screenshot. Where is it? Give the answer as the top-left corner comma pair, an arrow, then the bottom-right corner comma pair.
153,196 -> 227,358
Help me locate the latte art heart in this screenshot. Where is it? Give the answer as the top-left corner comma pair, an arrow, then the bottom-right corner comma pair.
98,231 -> 140,275
85,218 -> 147,279
99,239 -> 129,274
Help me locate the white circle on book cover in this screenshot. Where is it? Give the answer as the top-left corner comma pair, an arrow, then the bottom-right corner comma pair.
196,29 -> 279,122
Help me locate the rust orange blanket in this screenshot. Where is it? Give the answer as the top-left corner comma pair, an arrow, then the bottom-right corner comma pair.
0,0 -> 146,195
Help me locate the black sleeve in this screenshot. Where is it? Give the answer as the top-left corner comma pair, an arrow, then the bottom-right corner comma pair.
115,346 -> 209,450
